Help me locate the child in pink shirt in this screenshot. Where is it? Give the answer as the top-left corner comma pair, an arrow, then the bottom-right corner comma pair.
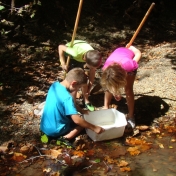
101,46 -> 141,129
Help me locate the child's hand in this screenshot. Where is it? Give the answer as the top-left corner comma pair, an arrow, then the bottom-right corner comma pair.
61,64 -> 68,71
81,109 -> 89,115
126,43 -> 130,48
94,126 -> 105,134
114,95 -> 122,101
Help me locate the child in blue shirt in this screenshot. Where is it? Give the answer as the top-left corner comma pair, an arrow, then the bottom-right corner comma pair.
40,68 -> 104,141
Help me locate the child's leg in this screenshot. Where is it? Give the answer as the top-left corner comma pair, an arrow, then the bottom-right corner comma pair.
82,84 -> 95,111
103,91 -> 113,109
125,74 -> 136,119
64,126 -> 84,140
82,84 -> 89,104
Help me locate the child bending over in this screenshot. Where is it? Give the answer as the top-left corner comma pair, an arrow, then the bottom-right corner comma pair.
40,68 -> 104,142
101,46 -> 141,129
58,40 -> 102,111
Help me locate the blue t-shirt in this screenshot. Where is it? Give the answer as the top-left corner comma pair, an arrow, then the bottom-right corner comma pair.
40,81 -> 78,137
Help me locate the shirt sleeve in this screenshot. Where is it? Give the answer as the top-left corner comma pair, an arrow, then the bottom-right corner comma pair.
63,96 -> 78,116
122,59 -> 139,72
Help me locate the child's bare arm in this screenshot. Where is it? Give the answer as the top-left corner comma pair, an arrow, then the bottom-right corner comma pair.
128,46 -> 142,63
87,67 -> 96,94
71,114 -> 105,134
76,104 -> 89,115
58,45 -> 68,70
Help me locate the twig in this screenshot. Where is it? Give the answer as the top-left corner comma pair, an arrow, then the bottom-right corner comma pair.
19,154 -> 68,166
33,145 -> 42,156
19,154 -> 51,163
103,161 -> 111,172
81,164 -> 93,170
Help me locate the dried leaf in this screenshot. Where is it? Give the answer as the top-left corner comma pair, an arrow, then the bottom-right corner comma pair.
133,129 -> 140,136
126,137 -> 146,145
109,147 -> 127,158
151,127 -> 160,134
120,167 -> 131,172
136,125 -> 149,131
86,149 -> 95,156
11,152 -> 27,162
139,143 -> 152,152
118,160 -> 128,167
165,126 -> 176,133
71,155 -> 84,166
158,143 -> 164,149
43,167 -> 51,173
72,150 -> 85,157
104,156 -> 118,164
127,147 -> 140,156
20,146 -> 30,154
50,149 -> 62,159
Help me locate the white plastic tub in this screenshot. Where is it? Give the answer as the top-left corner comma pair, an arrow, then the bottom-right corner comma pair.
83,109 -> 127,141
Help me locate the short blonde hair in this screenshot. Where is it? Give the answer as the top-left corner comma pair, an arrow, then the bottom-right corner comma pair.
66,68 -> 87,85
101,63 -> 127,95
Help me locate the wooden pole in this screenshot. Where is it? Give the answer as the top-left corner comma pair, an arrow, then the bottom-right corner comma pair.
126,2 -> 155,48
66,0 -> 84,66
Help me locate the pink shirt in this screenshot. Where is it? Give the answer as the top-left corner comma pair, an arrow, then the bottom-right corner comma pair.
103,47 -> 138,72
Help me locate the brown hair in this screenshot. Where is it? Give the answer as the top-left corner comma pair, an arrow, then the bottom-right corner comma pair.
66,68 -> 87,85
101,63 -> 127,95
85,50 -> 102,67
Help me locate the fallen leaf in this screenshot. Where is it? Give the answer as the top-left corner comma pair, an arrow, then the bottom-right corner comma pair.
50,149 -> 62,159
20,146 -> 30,154
127,147 -> 140,156
43,167 -> 51,173
126,137 -> 146,145
139,143 -> 152,152
158,143 -> 164,149
109,147 -> 127,158
86,149 -> 95,156
151,127 -> 160,134
136,125 -> 149,131
118,160 -> 128,167
11,152 -> 27,162
133,129 -> 140,136
120,167 -> 131,172
104,156 -> 118,164
72,150 -> 85,157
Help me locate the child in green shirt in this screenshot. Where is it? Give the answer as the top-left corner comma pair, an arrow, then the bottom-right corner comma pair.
58,40 -> 102,111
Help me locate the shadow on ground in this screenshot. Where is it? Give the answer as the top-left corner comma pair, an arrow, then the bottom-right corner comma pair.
135,95 -> 169,125
90,93 -> 170,126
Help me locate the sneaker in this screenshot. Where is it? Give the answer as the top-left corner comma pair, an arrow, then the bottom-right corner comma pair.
41,133 -> 49,143
56,136 -> 74,148
85,103 -> 95,111
127,119 -> 136,129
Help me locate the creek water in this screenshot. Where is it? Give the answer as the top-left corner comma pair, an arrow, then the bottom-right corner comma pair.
7,134 -> 176,176
129,143 -> 176,176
